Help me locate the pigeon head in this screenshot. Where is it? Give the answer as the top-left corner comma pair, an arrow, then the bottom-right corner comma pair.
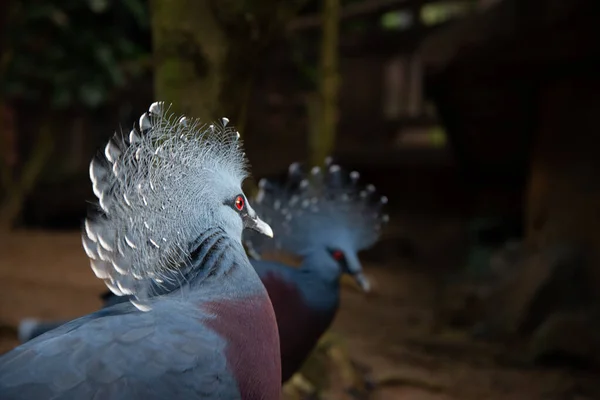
82,102 -> 272,309
244,158 -> 388,292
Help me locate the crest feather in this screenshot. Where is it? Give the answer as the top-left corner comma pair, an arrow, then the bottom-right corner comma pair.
244,158 -> 388,256
83,102 -> 248,308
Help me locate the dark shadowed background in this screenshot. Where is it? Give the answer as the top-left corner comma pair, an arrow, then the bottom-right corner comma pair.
1,0 -> 600,398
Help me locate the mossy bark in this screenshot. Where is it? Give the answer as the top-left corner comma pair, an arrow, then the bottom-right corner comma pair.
151,0 -> 227,123
310,0 -> 340,167
150,0 -> 307,133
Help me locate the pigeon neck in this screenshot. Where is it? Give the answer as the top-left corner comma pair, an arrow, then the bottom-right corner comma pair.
292,255 -> 341,313
184,227 -> 265,300
299,249 -> 342,287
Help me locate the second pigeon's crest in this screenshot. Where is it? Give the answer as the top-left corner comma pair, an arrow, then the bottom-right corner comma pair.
82,102 -> 248,309
244,158 -> 388,257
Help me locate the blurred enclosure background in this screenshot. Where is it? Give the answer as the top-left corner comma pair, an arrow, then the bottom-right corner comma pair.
1,0 -> 600,398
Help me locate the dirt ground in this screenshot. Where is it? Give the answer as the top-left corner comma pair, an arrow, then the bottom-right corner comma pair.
0,230 -> 599,399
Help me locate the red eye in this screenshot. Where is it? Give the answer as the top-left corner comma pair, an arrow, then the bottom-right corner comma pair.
332,250 -> 344,261
234,195 -> 245,211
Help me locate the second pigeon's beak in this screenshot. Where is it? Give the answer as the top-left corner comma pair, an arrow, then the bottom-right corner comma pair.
344,251 -> 371,293
244,203 -> 274,238
353,272 -> 371,293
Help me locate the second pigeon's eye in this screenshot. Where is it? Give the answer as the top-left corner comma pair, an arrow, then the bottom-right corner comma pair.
234,195 -> 245,211
331,250 -> 344,261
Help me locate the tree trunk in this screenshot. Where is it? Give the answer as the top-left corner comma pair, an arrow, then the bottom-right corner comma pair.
0,115 -> 55,229
525,77 -> 600,272
484,76 -> 600,358
310,0 -> 340,167
151,0 -> 228,122
523,76 -> 600,310
519,76 -> 600,363
150,0 -> 307,133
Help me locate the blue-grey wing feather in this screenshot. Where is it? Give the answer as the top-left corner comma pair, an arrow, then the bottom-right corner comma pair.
0,302 -> 238,399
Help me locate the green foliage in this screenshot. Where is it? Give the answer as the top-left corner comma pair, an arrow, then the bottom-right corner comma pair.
380,10 -> 414,31
2,0 -> 150,109
420,1 -> 475,26
429,126 -> 448,147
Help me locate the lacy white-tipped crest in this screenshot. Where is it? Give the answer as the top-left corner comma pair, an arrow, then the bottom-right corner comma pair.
82,102 -> 248,307
244,158 -> 388,257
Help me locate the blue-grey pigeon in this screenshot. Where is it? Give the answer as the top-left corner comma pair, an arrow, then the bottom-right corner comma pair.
1,102 -> 281,399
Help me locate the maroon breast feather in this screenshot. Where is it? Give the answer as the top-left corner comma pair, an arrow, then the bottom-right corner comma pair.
261,271 -> 337,382
204,294 -> 281,400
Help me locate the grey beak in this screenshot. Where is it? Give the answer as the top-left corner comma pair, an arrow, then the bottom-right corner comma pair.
251,216 -> 273,238
353,272 -> 371,293
244,202 -> 274,238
